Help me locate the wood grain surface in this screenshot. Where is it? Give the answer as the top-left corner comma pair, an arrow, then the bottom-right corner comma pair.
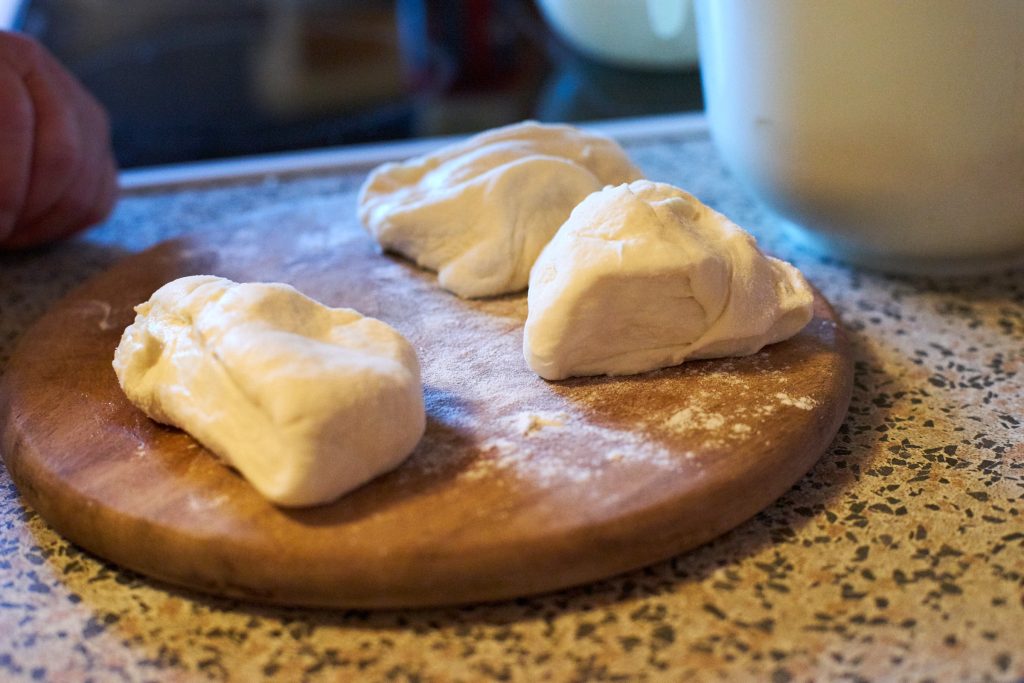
0,202 -> 853,608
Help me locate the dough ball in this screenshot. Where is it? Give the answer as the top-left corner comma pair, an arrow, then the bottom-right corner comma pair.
524,180 -> 814,380
357,121 -> 642,299
113,276 -> 425,507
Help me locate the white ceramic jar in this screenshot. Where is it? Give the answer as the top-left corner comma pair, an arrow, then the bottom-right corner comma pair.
536,0 -> 699,70
695,0 -> 1024,273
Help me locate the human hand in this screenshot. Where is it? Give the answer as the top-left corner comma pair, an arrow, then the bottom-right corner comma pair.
0,31 -> 118,249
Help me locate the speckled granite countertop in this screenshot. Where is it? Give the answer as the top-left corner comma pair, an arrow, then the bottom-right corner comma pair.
1,118 -> 1022,682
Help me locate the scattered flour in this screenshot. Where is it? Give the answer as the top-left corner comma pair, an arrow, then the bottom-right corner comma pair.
775,392 -> 818,410
378,264 -> 821,489
186,493 -> 229,512
662,399 -> 749,449
80,299 -> 117,331
655,377 -> 818,449
505,411 -> 568,436
666,406 -> 726,432
295,227 -> 362,253
459,410 -> 681,485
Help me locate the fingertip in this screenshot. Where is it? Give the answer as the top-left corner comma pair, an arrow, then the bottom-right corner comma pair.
83,167 -> 119,227
36,114 -> 82,180
0,70 -> 34,234
0,31 -> 118,250
94,146 -> 120,213
0,31 -> 42,72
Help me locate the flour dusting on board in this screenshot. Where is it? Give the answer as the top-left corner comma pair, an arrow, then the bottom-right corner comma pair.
295,227 -> 364,253
465,410 -> 681,484
660,397 -> 751,450
363,250 -> 824,488
666,406 -> 726,432
508,410 -> 567,436
775,392 -> 818,410
77,299 -> 119,331
650,355 -> 819,449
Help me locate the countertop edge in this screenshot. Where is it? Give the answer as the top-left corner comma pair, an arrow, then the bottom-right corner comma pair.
117,112 -> 709,194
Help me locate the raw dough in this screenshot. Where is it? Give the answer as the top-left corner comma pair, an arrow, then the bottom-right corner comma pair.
524,180 -> 814,380
357,121 -> 642,298
113,276 -> 425,507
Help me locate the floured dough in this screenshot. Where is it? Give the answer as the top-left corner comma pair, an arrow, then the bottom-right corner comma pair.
357,121 -> 642,298
524,180 -> 814,380
113,276 -> 425,507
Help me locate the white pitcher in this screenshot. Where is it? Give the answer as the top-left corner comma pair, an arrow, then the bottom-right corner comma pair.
696,0 -> 1024,273
536,0 -> 699,70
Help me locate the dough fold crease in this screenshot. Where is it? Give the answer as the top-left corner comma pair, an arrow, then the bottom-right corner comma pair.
358,121 -> 642,298
524,180 -> 814,380
113,276 -> 425,507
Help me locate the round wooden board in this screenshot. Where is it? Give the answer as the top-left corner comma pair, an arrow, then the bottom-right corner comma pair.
0,204 -> 852,608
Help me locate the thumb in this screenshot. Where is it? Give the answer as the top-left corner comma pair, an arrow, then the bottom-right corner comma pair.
0,68 -> 34,243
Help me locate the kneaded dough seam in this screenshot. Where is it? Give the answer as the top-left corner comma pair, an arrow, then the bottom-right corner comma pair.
624,182 -> 733,336
200,336 -> 280,429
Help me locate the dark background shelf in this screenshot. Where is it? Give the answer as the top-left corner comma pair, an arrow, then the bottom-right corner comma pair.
18,0 -> 703,167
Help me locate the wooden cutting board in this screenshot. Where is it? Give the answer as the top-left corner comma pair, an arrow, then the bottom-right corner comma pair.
0,202 -> 853,608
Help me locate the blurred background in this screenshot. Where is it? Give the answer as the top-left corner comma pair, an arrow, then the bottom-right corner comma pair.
6,0 -> 704,168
